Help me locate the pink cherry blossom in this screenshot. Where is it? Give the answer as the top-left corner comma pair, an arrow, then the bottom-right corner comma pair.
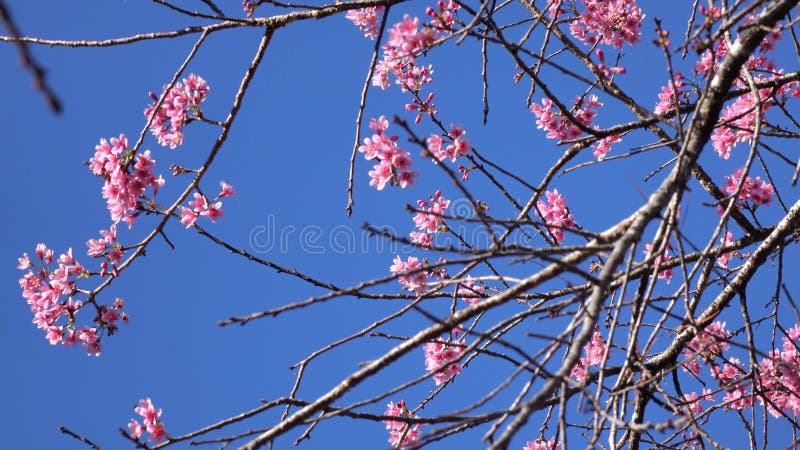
406,91 -> 438,124
458,275 -> 485,304
131,398 -> 168,443
358,116 -> 418,190
345,6 -> 383,40
373,15 -> 439,92
423,338 -> 464,385
723,168 -> 773,208
682,321 -> 731,376
536,189 -> 576,244
90,136 -> 165,227
643,241 -> 673,284
571,326 -> 608,381
144,74 -> 209,149
384,400 -> 422,449
680,389 -> 714,416
128,419 -> 145,439
413,190 -> 450,233
179,182 -> 234,227
717,231 -> 735,269
654,71 -> 689,115
218,181 -> 237,198
18,244 -> 130,354
567,0 -> 644,49
523,437 -> 559,450
390,256 -> 429,293
426,0 -> 459,31
201,201 -> 224,222
591,133 -> 622,161
427,124 -> 472,162
179,206 -> 199,228
531,95 -> 601,141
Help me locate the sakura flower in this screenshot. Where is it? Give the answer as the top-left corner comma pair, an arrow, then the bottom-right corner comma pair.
145,74 -> 210,148
428,124 -> 472,162
654,71 -> 689,115
131,398 -> 168,443
536,190 -> 576,244
373,15 -> 439,92
345,6 -> 384,40
424,338 -> 464,385
723,168 -> 773,208
570,326 -> 608,381
458,275 -> 485,304
90,135 -> 165,226
532,96 -> 601,141
643,241 -> 673,284
218,181 -> 237,198
384,400 -> 422,449
591,133 -> 621,161
679,389 -> 714,416
200,201 -> 224,222
413,191 -> 450,233
128,419 -> 145,439
681,321 -> 730,375
390,256 -> 429,293
717,231 -> 735,268
179,207 -> 198,228
523,437 -> 559,450
358,116 -> 418,190
568,0 -> 644,49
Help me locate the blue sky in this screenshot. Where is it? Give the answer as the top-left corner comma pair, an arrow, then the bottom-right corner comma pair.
3,1 -> 800,449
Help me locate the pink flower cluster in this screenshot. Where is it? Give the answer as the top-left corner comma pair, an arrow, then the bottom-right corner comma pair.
458,275 -> 485,304
427,124 -> 472,162
683,323 -> 800,417
410,190 -> 450,247
642,241 -> 673,284
90,134 -> 165,227
406,91 -> 438,124
680,389 -> 714,416
85,224 -> 126,278
717,231 -> 735,269
144,73 -> 210,149
179,181 -> 236,228
390,256 -> 429,293
128,398 -> 168,443
523,437 -> 559,450
18,245 -> 128,356
702,26 -> 792,159
423,338 -> 464,385
373,14 -> 439,91
531,95 -> 601,141
358,116 -> 418,190
693,39 -> 727,77
242,1 -> 256,18
426,0 -> 459,31
654,71 -> 690,115
345,6 -> 383,40
755,324 -> 800,417
570,326 -> 608,381
712,357 -> 752,410
384,400 -> 422,449
536,190 -> 576,244
723,168 -> 773,208
711,85 -> 779,159
595,48 -> 626,78
682,321 -> 731,376
566,0 -> 644,49
591,133 -> 622,161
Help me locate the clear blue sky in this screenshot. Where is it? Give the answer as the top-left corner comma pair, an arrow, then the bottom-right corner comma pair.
3,1 -> 799,449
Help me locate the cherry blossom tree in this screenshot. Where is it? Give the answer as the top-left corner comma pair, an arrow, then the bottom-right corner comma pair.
6,0 -> 800,449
